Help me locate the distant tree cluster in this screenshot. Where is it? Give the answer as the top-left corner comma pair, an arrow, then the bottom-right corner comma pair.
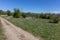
0,8 -> 60,23
0,10 -> 6,15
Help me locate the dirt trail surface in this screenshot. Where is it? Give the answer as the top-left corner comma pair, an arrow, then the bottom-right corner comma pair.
0,17 -> 43,40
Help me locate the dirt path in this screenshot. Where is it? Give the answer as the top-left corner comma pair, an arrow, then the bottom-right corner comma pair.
0,17 -> 43,40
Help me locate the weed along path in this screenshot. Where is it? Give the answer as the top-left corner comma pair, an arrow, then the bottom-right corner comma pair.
0,17 -> 43,40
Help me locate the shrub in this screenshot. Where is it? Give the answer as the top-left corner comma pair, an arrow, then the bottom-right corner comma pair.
6,10 -> 11,16
53,18 -> 59,23
13,8 -> 21,18
49,17 -> 59,23
21,13 -> 27,18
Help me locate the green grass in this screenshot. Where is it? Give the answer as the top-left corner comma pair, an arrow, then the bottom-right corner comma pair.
3,16 -> 60,40
0,20 -> 6,40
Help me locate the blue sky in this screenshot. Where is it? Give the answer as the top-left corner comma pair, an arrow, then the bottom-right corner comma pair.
0,0 -> 60,13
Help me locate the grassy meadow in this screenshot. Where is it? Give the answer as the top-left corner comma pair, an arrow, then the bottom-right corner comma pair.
3,16 -> 60,40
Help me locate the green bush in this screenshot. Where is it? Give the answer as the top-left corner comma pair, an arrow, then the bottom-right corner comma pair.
49,17 -> 59,23
7,10 -> 11,16
0,10 -> 7,15
21,13 -> 27,18
53,18 -> 59,23
40,14 -> 53,19
13,8 -> 20,18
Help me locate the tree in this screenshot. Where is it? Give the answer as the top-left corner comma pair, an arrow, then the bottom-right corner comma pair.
13,8 -> 21,18
0,10 -> 6,15
7,10 -> 11,16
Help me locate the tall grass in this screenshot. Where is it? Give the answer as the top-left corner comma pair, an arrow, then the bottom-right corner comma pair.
3,16 -> 60,40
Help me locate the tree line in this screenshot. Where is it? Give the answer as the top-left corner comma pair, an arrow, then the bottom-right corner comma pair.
0,8 -> 60,23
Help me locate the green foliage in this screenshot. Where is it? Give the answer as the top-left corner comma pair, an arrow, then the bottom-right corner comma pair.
21,13 -> 27,18
49,16 -> 59,23
40,13 -> 53,19
7,10 -> 11,16
13,8 -> 21,18
35,14 -> 40,18
53,18 -> 59,23
0,10 -> 6,15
